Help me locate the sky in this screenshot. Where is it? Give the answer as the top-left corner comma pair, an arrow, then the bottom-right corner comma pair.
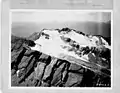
11,11 -> 111,37
12,10 -> 111,23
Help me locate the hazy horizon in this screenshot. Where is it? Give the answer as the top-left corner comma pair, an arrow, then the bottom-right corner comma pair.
11,11 -> 111,37
12,21 -> 111,38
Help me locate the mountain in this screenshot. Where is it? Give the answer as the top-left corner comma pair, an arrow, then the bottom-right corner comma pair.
11,28 -> 111,87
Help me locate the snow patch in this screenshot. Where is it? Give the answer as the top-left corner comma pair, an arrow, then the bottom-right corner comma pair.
30,29 -> 110,62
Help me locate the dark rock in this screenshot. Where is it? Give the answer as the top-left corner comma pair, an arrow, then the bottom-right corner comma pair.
25,72 -> 35,86
25,40 -> 36,47
88,53 -> 97,63
38,53 -> 51,65
11,48 -> 26,70
42,58 -> 58,81
34,62 -> 46,86
65,72 -> 83,87
51,62 -> 66,86
69,63 -> 84,71
18,55 -> 34,69
18,57 -> 36,83
80,69 -> 96,87
28,32 -> 41,41
11,74 -> 19,86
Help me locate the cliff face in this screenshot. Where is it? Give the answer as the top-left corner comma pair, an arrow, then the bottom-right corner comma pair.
11,28 -> 111,87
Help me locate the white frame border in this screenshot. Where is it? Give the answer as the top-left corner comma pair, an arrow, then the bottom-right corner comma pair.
9,9 -> 113,90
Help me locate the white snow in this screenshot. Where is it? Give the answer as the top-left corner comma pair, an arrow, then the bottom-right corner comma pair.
63,30 -> 89,46
30,30 -> 79,59
100,37 -> 111,49
30,43 -> 41,51
16,70 -> 20,77
30,29 -> 110,62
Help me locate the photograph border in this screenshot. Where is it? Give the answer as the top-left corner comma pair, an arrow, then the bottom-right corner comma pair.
9,9 -> 113,90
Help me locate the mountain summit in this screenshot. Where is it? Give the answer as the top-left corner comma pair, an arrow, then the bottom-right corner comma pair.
29,28 -> 111,72
11,28 -> 111,87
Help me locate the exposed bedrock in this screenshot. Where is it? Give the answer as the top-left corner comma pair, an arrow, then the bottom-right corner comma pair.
11,46 -> 110,87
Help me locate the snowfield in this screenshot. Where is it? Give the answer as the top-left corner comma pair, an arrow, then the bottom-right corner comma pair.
30,28 -> 110,63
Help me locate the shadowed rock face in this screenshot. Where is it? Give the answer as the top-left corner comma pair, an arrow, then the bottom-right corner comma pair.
11,28 -> 111,87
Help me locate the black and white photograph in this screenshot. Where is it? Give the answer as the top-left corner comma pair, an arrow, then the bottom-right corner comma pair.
11,10 -> 112,87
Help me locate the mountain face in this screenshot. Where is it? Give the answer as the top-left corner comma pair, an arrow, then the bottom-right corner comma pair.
11,28 -> 111,87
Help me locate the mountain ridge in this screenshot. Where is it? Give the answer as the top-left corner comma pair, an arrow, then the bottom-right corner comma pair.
12,21 -> 111,37
11,28 -> 111,87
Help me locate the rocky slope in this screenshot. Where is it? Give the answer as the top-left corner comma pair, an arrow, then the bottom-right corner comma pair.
11,28 -> 111,87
